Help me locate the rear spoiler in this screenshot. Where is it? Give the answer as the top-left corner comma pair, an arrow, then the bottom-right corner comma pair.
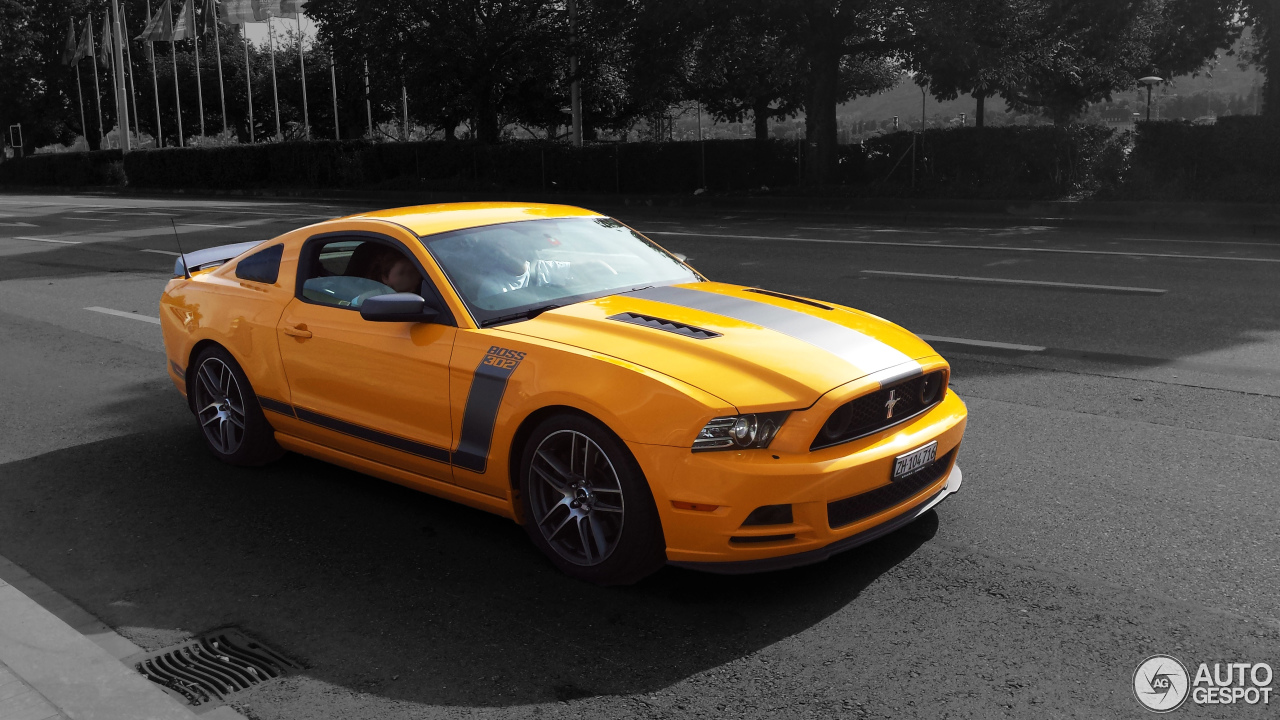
174,241 -> 262,277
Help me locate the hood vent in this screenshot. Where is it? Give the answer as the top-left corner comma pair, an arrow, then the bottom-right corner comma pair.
607,312 -> 722,340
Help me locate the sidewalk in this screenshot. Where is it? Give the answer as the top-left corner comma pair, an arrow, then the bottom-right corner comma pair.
0,556 -> 243,720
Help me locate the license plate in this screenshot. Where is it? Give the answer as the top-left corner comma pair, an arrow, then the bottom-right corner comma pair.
892,441 -> 938,480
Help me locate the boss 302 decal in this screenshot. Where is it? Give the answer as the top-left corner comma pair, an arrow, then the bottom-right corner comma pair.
451,346 -> 526,473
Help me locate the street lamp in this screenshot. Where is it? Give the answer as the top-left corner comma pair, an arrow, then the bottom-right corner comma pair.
1138,76 -> 1163,122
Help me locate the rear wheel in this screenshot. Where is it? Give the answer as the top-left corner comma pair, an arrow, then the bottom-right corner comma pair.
518,414 -> 665,585
190,346 -> 283,466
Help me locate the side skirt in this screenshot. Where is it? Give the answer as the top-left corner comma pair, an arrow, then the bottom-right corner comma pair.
274,433 -> 518,521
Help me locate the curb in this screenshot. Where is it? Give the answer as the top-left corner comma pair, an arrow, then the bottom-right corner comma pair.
0,555 -> 245,720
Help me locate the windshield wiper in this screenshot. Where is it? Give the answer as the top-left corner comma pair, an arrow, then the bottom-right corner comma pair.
480,304 -> 561,327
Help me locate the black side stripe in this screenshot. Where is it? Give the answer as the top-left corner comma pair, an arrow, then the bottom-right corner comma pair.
257,396 -> 295,417
451,347 -> 525,474
169,360 -> 186,378
292,406 -> 451,463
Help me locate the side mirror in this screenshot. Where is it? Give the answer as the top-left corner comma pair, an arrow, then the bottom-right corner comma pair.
359,293 -> 440,323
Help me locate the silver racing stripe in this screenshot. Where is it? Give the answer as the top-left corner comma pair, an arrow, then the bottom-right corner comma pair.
631,285 -> 919,374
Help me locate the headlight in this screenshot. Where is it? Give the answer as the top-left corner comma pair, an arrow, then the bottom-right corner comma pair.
693,411 -> 791,452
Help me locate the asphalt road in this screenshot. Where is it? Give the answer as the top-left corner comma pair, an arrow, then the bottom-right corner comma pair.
0,192 -> 1277,719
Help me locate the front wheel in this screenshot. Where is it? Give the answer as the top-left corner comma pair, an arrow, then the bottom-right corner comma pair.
518,414 -> 665,585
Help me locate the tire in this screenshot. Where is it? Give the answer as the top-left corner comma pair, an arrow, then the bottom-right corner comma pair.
517,413 -> 666,585
189,345 -> 283,466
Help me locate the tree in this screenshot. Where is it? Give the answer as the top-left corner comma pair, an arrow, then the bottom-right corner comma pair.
1240,0 -> 1280,118
916,0 -> 1242,126
688,8 -> 803,140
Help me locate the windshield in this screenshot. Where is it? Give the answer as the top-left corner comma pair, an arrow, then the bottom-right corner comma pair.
423,217 -> 700,325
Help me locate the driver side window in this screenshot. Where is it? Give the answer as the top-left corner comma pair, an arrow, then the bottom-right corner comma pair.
300,238 -> 424,309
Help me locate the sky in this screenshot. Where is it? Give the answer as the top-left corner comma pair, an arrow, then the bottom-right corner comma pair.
240,15 -> 318,47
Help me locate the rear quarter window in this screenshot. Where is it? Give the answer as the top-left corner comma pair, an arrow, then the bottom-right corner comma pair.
235,244 -> 285,284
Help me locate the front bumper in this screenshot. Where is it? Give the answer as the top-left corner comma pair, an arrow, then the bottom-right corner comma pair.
632,390 -> 967,570
670,464 -> 961,574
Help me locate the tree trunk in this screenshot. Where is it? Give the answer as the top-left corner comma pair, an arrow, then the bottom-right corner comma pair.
975,92 -> 986,127
1266,0 -> 1280,120
802,46 -> 840,185
753,99 -> 770,140
473,87 -> 499,143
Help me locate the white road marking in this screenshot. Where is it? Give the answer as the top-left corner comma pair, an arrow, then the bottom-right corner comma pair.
861,270 -> 1167,295
1116,236 -> 1280,248
12,236 -> 81,244
140,248 -> 180,256
916,334 -> 1046,352
180,222 -> 246,229
84,307 -> 161,324
0,221 -> 36,227
646,230 -> 1280,263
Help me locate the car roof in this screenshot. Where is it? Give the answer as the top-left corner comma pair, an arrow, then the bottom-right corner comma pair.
346,202 -> 605,237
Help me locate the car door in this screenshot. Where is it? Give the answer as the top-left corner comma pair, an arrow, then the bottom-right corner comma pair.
276,232 -> 457,483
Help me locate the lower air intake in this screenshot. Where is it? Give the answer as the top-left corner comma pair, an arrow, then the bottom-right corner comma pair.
827,450 -> 955,529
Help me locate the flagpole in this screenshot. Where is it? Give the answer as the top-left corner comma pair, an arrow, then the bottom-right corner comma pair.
268,19 -> 280,140
212,5 -> 227,137
74,63 -> 88,150
192,5 -> 205,138
88,14 -> 104,146
297,13 -> 309,139
329,47 -> 338,140
121,8 -> 142,145
171,35 -> 184,146
243,28 -> 254,143
145,0 -> 162,147
106,13 -> 123,149
401,83 -> 408,141
112,0 -> 130,151
364,59 -> 371,137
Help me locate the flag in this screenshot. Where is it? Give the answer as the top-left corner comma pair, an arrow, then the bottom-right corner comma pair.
61,18 -> 77,65
137,0 -> 174,42
200,0 -> 218,35
218,0 -> 301,23
73,22 -> 92,62
98,13 -> 113,68
172,0 -> 196,41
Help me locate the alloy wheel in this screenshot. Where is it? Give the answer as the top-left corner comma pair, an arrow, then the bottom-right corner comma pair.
527,429 -> 626,566
193,357 -> 247,456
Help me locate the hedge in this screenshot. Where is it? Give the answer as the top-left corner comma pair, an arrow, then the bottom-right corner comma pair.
1122,116 -> 1280,202
0,149 -> 125,186
0,119 -> 1272,202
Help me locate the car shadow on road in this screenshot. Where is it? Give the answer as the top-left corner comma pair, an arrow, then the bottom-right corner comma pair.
0,418 -> 933,708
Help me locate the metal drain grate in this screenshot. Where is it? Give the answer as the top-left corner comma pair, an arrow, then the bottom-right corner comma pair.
135,628 -> 296,707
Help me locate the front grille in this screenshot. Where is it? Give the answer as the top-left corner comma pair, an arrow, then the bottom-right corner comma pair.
136,628 -> 296,707
607,312 -> 721,340
811,371 -> 946,450
827,449 -> 954,529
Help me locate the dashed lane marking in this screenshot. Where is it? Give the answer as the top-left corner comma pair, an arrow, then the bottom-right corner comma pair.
645,230 -> 1280,263
860,270 -> 1167,295
916,335 -> 1046,352
12,236 -> 81,244
84,307 -> 161,324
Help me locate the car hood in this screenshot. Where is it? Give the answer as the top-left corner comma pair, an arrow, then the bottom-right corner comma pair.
496,282 -> 939,411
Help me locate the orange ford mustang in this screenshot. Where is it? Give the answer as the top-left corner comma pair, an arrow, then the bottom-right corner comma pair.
160,202 -> 967,584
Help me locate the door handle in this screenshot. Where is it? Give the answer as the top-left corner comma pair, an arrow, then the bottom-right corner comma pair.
283,324 -> 312,339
